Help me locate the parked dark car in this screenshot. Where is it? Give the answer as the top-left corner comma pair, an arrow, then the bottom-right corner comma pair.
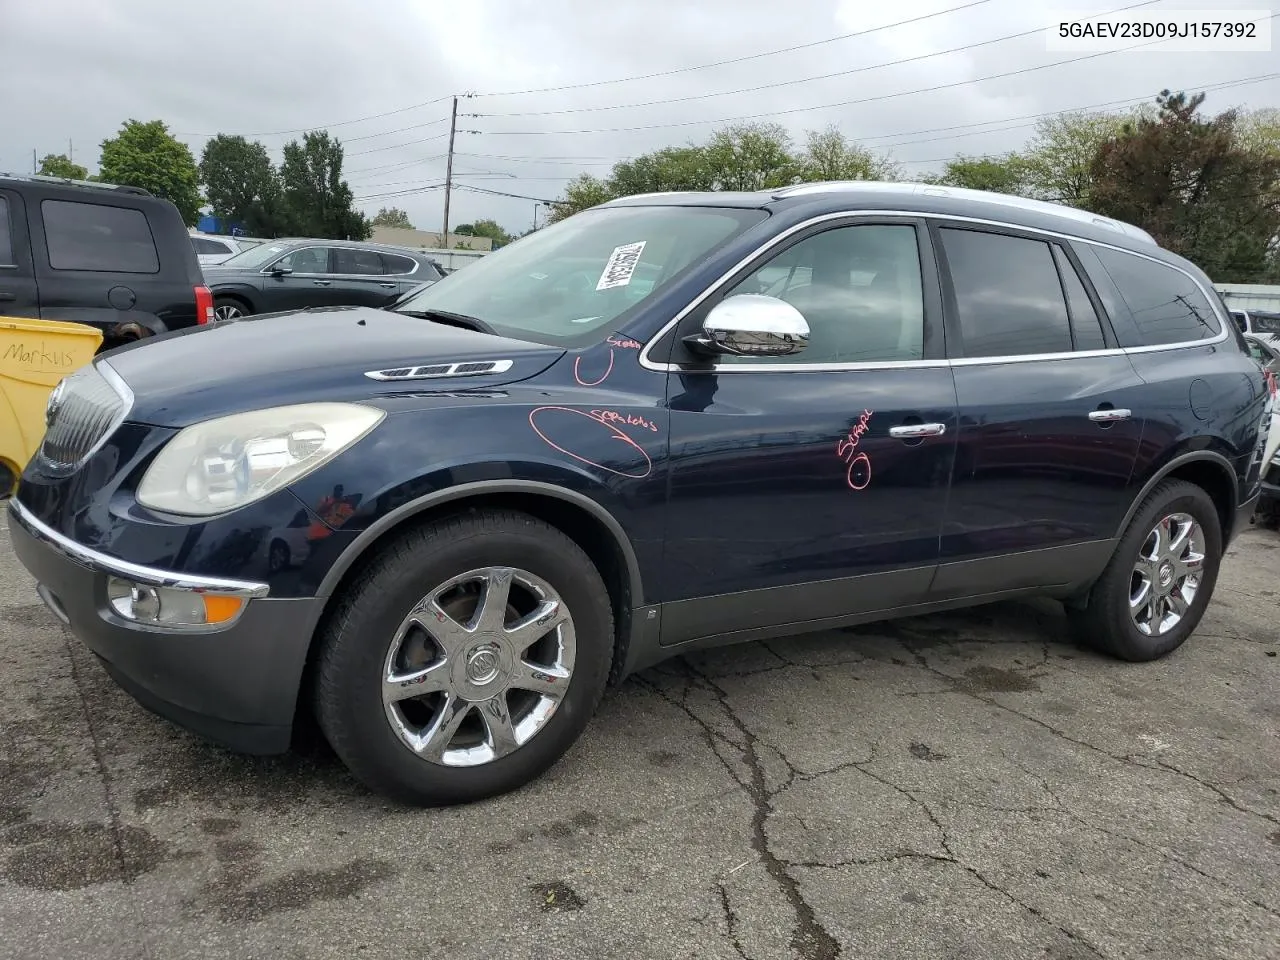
0,173 -> 212,350
9,183 -> 1271,807
203,239 -> 445,320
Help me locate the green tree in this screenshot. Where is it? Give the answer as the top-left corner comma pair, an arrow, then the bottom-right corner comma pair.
1237,107 -> 1280,161
98,120 -> 202,225
547,173 -> 614,223
454,218 -> 514,247
371,206 -> 414,229
926,153 -> 1032,194
1021,110 -> 1145,205
37,153 -> 89,180
279,130 -> 369,240
703,123 -> 797,191
798,126 -> 899,182
609,146 -> 715,195
199,134 -> 283,236
1089,90 -> 1280,281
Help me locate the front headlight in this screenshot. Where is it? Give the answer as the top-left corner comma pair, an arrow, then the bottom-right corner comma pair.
136,402 -> 385,517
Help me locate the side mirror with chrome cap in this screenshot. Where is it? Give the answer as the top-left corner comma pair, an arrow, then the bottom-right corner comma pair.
684,294 -> 810,358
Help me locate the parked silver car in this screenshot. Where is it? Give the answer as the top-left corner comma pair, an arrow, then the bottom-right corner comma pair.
190,232 -> 263,266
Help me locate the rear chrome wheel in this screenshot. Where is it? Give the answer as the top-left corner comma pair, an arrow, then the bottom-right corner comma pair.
1072,479 -> 1222,662
314,510 -> 613,806
213,300 -> 246,321
382,566 -> 575,767
1129,513 -> 1205,637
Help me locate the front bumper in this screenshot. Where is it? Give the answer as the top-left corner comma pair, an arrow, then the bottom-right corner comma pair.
8,499 -> 323,755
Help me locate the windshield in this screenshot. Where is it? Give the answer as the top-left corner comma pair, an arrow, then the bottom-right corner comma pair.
217,241 -> 295,270
391,205 -> 767,345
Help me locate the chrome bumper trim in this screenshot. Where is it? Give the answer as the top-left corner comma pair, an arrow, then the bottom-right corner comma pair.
7,499 -> 270,598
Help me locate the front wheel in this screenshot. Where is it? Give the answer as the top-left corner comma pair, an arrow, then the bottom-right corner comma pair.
1071,479 -> 1222,661
314,510 -> 614,805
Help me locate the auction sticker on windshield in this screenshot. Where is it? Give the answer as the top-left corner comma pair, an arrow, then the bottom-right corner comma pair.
596,242 -> 647,291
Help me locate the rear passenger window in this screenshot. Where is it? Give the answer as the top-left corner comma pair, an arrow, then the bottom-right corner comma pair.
334,248 -> 386,275
939,228 -> 1071,357
0,196 -> 13,265
1052,246 -> 1106,351
1092,247 -> 1219,345
192,237 -> 230,254
41,200 -> 159,273
381,253 -> 417,275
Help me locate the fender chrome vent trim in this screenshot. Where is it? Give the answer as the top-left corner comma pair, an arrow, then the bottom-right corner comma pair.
365,359 -> 515,381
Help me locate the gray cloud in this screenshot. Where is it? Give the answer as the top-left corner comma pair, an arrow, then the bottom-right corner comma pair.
4,0 -> 1276,233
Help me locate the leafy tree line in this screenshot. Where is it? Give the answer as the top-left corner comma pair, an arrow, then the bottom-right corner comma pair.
38,119 -> 371,240
549,91 -> 1280,283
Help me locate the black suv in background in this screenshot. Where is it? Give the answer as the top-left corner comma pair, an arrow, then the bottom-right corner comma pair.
0,174 -> 211,350
203,239 -> 445,320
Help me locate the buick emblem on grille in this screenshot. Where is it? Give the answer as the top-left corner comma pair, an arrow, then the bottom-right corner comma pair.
45,379 -> 66,428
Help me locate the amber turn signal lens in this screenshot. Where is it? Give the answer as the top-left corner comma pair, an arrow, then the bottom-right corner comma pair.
202,594 -> 245,624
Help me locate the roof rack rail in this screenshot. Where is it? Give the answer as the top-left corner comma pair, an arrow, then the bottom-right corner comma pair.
0,172 -> 152,196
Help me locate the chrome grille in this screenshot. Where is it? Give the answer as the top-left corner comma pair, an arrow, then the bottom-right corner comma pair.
39,361 -> 131,474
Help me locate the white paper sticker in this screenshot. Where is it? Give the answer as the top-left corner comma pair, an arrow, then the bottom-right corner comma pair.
595,241 -> 647,291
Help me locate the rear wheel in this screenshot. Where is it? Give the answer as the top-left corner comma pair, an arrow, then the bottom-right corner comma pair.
214,297 -> 250,321
314,510 -> 613,805
1071,479 -> 1222,661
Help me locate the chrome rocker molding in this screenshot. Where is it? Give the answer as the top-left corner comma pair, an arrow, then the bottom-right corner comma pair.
364,359 -> 516,382
7,499 -> 270,598
636,209 -> 1231,375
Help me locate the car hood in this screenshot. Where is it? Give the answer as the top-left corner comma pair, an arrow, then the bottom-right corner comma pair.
102,305 -> 566,427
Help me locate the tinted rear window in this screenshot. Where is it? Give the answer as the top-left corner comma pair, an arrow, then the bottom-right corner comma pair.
1093,247 -> 1219,345
42,200 -> 159,273
381,253 -> 418,275
0,196 -> 13,265
939,227 -> 1072,357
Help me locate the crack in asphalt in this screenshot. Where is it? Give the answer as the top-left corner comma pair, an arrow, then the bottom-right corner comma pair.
640,671 -> 842,960
63,634 -> 155,960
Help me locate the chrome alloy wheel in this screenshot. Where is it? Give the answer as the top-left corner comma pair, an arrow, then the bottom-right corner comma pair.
1130,512 -> 1205,637
382,566 -> 575,767
213,303 -> 243,321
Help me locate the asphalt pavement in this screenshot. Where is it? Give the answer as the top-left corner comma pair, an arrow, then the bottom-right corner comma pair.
2,512 -> 1278,960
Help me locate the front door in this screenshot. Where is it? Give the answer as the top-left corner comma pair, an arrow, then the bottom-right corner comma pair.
657,218 -> 959,648
264,245 -> 336,310
929,222 -> 1146,599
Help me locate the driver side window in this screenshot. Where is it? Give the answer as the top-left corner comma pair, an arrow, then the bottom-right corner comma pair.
275,247 -> 329,273
718,224 -> 925,364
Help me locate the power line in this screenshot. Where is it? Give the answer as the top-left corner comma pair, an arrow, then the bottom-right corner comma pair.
455,183 -> 561,204
471,0 -> 997,98
347,131 -> 451,158
342,115 -> 450,144
346,153 -> 448,177
473,0 -> 1161,119
473,15 -> 1279,138
177,95 -> 456,139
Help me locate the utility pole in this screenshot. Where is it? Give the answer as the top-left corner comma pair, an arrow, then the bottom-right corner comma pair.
441,96 -> 458,250
68,138 -> 73,163
32,148 -> 37,174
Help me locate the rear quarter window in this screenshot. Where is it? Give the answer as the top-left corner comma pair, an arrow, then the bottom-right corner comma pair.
0,196 -> 13,265
41,199 -> 160,274
1092,247 -> 1219,346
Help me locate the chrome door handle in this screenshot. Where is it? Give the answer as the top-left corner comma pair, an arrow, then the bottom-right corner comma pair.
313,279 -> 332,286
1089,408 -> 1132,423
889,423 -> 947,439
379,282 -> 397,289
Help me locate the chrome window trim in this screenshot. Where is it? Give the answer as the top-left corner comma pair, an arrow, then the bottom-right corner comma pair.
637,209 -> 1229,375
8,499 -> 270,599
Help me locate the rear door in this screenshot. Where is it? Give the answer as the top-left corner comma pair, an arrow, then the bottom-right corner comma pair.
331,248 -> 401,306
0,190 -> 39,317
930,222 -> 1147,600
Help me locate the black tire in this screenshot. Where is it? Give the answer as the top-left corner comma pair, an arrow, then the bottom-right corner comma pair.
1070,479 -> 1222,662
313,509 -> 614,806
213,296 -> 251,322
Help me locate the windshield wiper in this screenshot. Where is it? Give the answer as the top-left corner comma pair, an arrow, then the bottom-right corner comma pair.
397,307 -> 496,335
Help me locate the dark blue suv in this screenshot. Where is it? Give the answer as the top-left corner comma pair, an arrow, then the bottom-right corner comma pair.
8,183 -> 1273,805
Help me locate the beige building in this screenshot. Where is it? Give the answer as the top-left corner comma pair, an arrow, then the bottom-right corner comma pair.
370,226 -> 493,252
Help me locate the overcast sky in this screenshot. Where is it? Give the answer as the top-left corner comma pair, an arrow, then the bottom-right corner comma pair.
3,0 -> 1277,234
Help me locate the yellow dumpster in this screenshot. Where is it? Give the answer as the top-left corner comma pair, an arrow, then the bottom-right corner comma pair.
0,317 -> 104,496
